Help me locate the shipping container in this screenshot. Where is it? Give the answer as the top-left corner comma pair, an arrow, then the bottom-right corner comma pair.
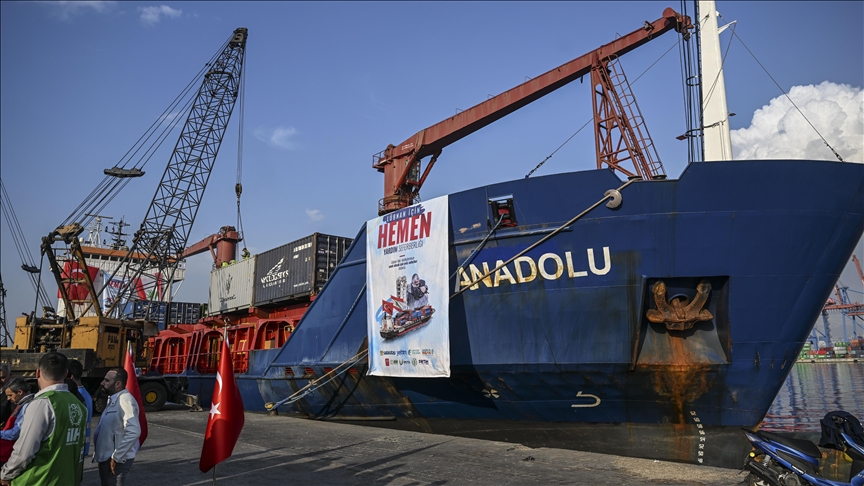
125,300 -> 202,330
209,256 -> 256,314
254,233 -> 352,307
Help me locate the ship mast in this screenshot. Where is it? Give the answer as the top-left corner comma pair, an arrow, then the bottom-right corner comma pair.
699,0 -> 734,161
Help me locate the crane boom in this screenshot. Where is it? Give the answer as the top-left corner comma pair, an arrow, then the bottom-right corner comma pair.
373,8 -> 691,214
104,28 -> 248,316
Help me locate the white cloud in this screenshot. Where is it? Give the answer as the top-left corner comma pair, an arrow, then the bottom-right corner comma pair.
732,82 -> 863,163
305,209 -> 324,222
159,111 -> 183,123
46,1 -> 116,21
138,5 -> 182,26
254,126 -> 299,150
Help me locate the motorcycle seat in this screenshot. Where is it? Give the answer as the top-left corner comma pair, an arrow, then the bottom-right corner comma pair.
760,431 -> 822,459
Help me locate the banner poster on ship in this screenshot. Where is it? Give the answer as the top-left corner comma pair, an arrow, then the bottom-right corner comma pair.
102,274 -> 148,314
366,195 -> 450,378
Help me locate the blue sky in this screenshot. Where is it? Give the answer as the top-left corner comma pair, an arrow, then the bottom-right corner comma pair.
2,1 -> 862,338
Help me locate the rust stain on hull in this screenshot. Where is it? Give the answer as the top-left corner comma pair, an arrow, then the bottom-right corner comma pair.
636,330 -> 716,462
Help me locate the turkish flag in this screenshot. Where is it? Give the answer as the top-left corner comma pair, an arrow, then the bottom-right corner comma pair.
124,345 -> 148,446
199,338 -> 245,473
58,261 -> 100,301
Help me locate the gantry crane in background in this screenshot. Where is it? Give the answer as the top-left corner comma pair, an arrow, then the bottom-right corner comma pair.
3,27 -> 248,411
813,255 -> 864,347
372,8 -> 693,215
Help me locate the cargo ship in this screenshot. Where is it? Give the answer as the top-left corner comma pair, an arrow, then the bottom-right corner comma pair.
380,305 -> 435,340
151,2 -> 863,469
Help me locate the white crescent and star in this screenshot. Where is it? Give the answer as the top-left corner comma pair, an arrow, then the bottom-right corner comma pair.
209,371 -> 224,419
209,401 -> 221,419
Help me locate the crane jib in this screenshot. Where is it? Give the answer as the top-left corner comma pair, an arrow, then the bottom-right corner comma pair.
374,8 -> 692,215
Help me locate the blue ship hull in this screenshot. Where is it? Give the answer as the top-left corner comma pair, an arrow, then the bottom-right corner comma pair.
228,160 -> 863,468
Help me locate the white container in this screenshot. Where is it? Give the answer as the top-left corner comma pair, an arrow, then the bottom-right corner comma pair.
209,256 -> 256,314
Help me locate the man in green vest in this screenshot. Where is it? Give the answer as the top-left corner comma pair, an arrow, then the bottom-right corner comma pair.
0,352 -> 85,486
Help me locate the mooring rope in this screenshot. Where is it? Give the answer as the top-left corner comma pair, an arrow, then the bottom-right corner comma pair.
265,348 -> 369,411
265,282 -> 369,411
449,213 -> 506,284
450,178 -> 636,298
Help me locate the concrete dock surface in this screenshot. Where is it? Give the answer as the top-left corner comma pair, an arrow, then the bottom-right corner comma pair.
82,406 -> 747,486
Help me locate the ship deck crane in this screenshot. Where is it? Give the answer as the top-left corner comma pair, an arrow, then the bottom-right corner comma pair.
182,226 -> 243,268
373,8 -> 693,215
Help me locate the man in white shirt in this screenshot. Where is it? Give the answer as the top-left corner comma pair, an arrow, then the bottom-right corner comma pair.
93,369 -> 140,486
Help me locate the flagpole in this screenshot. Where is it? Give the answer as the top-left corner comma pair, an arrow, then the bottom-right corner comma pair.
214,327 -> 226,486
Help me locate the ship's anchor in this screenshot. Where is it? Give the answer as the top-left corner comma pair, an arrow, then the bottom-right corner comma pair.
646,279 -> 713,331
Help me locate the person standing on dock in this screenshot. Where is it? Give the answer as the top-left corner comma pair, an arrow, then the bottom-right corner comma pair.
0,352 -> 86,486
93,368 -> 141,486
0,363 -> 12,428
67,360 -> 93,458
0,379 -> 36,468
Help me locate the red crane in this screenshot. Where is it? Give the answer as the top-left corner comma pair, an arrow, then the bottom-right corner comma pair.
372,8 -> 692,215
182,226 -> 243,268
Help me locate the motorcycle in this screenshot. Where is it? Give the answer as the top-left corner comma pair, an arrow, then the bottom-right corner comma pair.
743,412 -> 864,486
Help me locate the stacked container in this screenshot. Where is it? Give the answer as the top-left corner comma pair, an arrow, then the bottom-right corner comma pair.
833,341 -> 849,357
254,233 -> 352,307
209,256 -> 257,314
127,300 -> 202,330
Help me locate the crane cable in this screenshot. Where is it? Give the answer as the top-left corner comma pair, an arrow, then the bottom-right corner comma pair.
724,24 -> 844,163
0,179 -> 52,308
61,37 -> 233,231
235,48 -> 247,251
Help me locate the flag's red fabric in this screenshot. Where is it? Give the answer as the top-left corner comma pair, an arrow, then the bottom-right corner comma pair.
58,261 -> 100,301
199,338 -> 245,473
123,346 -> 148,446
382,299 -> 395,315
